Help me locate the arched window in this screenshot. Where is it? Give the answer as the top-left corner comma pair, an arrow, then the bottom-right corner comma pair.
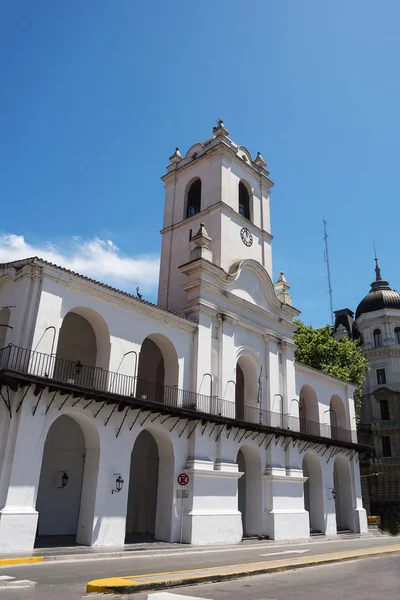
238,181 -> 251,221
374,329 -> 383,348
395,327 -> 400,344
186,179 -> 201,219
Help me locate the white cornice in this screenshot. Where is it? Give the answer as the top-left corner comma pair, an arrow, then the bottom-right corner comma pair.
160,200 -> 273,241
364,347 -> 400,358
162,138 -> 274,187
295,362 -> 356,391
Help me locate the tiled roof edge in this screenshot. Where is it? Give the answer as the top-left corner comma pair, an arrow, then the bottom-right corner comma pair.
0,257 -> 195,324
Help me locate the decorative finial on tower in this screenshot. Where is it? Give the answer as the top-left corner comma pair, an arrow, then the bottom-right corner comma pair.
274,272 -> 292,305
254,152 -> 267,170
373,241 -> 382,281
190,223 -> 213,262
169,147 -> 182,164
212,119 -> 229,137
192,223 -> 212,246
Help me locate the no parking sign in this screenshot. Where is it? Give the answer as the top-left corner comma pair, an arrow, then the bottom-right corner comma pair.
177,473 -> 189,486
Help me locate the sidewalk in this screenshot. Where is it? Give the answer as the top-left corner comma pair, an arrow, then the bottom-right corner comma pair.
0,531 -> 387,567
86,542 -> 400,595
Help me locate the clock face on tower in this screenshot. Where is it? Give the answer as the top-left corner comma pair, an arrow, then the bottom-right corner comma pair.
240,227 -> 253,247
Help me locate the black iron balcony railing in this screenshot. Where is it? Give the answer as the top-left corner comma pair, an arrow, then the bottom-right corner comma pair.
0,345 -> 355,443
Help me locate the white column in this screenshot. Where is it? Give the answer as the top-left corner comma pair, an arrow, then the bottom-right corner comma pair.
0,404 -> 46,552
321,459 -> 337,535
350,455 -> 368,533
87,428 -> 132,548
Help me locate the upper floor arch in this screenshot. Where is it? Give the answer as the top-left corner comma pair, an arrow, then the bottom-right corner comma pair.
0,308 -> 11,349
299,384 -> 319,435
55,307 -> 111,387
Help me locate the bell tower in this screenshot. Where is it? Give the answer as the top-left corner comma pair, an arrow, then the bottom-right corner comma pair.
158,121 -> 274,313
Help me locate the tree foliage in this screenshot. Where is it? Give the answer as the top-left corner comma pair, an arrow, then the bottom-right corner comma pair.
293,320 -> 370,410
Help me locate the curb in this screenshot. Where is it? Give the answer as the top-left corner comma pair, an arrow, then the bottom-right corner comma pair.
0,557 -> 44,567
86,544 -> 400,594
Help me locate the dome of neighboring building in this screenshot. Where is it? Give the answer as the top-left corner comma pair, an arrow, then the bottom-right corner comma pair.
355,261 -> 400,319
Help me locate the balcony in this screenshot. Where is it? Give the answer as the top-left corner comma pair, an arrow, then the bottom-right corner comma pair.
0,345 -> 358,447
371,456 -> 400,465
371,420 -> 400,430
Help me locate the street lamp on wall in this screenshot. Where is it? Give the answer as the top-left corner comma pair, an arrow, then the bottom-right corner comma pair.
112,474 -> 124,495
59,472 -> 69,489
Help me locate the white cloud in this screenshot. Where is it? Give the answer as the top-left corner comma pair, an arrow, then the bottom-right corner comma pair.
0,234 -> 160,292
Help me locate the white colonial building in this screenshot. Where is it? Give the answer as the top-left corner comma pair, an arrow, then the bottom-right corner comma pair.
0,121 -> 367,553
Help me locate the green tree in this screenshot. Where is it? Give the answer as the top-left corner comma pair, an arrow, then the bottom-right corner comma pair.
293,320 -> 370,411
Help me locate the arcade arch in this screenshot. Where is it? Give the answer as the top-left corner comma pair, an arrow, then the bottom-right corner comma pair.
333,455 -> 354,531
125,428 -> 175,542
237,445 -> 263,537
35,413 -> 100,546
302,453 -> 324,534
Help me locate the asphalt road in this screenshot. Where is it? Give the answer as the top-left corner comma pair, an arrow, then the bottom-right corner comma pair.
0,536 -> 399,599
136,555 -> 400,600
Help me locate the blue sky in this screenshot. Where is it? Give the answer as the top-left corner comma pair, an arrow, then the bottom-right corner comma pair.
1,1 -> 399,326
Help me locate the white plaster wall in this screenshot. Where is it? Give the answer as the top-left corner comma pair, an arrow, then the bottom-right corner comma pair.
220,209 -> 272,277
29,275 -> 195,393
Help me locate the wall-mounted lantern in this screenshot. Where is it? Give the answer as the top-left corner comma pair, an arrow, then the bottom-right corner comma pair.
75,360 -> 83,375
329,488 -> 337,500
112,473 -> 124,494
59,471 -> 69,489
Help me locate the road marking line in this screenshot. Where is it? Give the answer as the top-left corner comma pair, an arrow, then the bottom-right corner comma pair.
0,576 -> 14,581
260,550 -> 310,557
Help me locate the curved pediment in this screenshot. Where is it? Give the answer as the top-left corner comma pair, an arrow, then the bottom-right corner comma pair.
227,260 -> 281,312
184,143 -> 205,160
237,145 -> 253,164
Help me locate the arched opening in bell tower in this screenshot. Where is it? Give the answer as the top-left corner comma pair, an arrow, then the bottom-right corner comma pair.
186,178 -> 202,219
238,181 -> 251,221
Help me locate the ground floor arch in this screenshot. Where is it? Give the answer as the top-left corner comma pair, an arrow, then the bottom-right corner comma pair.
302,453 -> 324,534
35,414 -> 100,547
125,428 -> 175,542
237,445 -> 263,537
334,456 -> 354,531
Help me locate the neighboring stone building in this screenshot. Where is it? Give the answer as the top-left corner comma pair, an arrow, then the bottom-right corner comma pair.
334,259 -> 400,524
0,122 -> 367,554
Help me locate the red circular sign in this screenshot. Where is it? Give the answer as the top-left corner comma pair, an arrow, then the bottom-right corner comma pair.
177,473 -> 189,486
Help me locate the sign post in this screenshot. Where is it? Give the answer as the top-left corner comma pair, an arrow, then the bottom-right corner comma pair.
177,473 -> 189,544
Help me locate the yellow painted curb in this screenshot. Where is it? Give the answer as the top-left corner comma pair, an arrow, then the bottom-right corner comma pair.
0,556 -> 44,567
86,544 -> 400,594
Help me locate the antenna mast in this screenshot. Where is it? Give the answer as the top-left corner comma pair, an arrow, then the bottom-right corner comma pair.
323,218 -> 334,325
